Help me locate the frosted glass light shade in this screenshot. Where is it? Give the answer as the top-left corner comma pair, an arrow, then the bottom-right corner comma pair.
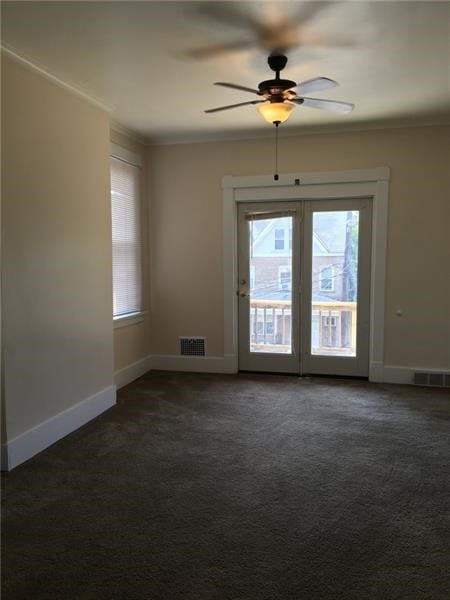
258,102 -> 295,124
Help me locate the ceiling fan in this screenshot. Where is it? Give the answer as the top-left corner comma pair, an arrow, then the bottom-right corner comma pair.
205,54 -> 354,124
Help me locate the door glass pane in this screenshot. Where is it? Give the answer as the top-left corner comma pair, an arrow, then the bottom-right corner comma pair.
249,216 -> 293,353
311,210 -> 359,357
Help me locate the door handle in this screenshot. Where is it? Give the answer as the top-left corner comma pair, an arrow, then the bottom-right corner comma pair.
239,290 -> 250,298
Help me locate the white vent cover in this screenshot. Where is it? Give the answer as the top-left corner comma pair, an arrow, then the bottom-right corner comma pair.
413,371 -> 450,387
413,372 -> 428,386
179,337 -> 206,356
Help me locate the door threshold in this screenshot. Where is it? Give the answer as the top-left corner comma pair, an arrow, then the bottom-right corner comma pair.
300,373 -> 368,381
238,370 -> 368,381
238,370 -> 300,377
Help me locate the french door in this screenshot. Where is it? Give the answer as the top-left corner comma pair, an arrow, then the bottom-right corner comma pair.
238,202 -> 301,373
238,198 -> 372,377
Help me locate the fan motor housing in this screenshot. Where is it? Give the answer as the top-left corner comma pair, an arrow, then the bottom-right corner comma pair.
268,54 -> 288,73
258,78 -> 297,94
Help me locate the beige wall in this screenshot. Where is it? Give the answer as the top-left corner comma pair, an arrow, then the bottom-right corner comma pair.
2,50 -> 448,449
2,55 -> 114,441
110,129 -> 150,373
149,125 -> 450,370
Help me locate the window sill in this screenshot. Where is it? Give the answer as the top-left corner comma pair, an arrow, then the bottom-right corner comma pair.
113,311 -> 146,329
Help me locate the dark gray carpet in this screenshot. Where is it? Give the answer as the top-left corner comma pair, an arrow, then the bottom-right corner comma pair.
2,371 -> 450,599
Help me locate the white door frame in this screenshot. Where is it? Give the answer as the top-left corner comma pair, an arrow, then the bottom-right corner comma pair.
223,168 -> 390,382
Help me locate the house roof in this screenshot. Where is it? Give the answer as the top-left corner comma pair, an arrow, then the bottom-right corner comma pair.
251,211 -> 348,255
313,211 -> 348,255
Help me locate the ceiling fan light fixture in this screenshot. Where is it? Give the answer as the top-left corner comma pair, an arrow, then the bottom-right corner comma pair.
258,101 -> 295,124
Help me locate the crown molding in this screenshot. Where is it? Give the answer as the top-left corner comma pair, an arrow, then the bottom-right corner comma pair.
110,119 -> 150,146
1,44 -> 113,114
149,118 -> 450,146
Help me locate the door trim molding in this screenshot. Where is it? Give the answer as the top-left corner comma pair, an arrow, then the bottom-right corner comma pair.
223,168 -> 390,381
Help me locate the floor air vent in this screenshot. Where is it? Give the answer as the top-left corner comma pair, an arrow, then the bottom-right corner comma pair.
413,371 -> 450,387
179,337 -> 206,356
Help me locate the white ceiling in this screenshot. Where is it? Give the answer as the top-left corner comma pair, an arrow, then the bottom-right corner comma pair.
2,1 -> 450,143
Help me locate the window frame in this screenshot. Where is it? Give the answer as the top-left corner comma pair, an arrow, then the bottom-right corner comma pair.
274,228 -> 285,250
278,265 -> 292,291
319,265 -> 335,292
110,143 -> 145,328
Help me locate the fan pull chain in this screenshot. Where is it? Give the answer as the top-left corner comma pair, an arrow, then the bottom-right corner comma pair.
274,121 -> 280,181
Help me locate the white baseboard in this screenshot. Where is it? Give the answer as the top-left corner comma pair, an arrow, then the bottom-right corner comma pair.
147,357 -> 447,383
382,366 -> 413,384
150,354 -> 236,374
369,361 -> 384,382
115,355 -> 152,389
1,385 -> 116,471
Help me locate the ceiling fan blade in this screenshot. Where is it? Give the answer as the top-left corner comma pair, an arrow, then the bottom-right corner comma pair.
291,77 -> 339,95
205,100 -> 264,114
293,97 -> 354,113
299,33 -> 355,49
214,82 -> 260,95
185,40 -> 253,59
288,1 -> 333,28
196,2 -> 262,33
256,2 -> 334,53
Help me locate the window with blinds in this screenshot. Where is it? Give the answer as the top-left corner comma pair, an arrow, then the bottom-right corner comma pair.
110,156 -> 143,318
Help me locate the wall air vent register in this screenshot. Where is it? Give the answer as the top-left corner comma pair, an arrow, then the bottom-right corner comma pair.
179,337 -> 206,356
413,371 -> 450,388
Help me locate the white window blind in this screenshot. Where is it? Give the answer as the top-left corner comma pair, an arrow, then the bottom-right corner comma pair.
110,156 -> 143,318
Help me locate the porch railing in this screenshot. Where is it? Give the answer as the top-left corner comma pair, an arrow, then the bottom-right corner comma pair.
250,299 -> 357,356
